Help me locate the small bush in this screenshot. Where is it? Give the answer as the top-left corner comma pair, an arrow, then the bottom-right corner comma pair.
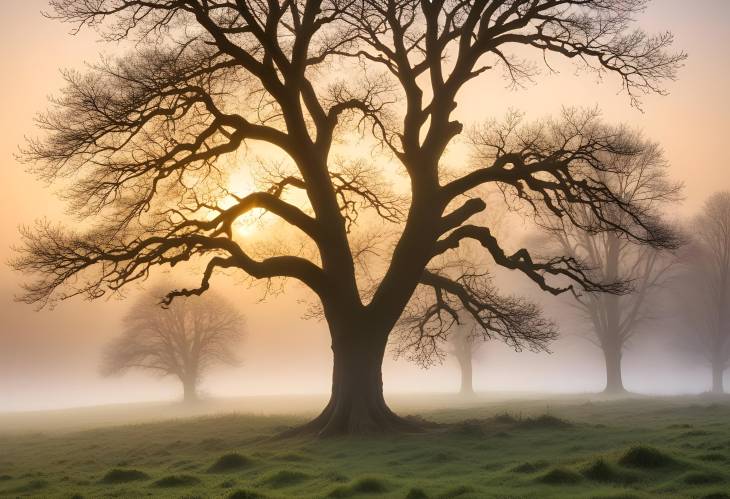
153,474 -> 202,487
537,468 -> 582,485
0,475 -> 11,481
100,469 -> 150,484
208,453 -> 252,473
618,446 -> 675,468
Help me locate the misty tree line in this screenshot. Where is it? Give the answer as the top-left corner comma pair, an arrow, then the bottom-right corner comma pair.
100,187 -> 730,402
13,0 -> 729,435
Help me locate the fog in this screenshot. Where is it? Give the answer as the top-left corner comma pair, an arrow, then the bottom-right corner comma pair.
1,0 -> 729,414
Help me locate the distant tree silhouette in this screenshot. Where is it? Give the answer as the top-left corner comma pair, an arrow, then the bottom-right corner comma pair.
540,138 -> 680,394
14,0 -> 683,435
673,192 -> 730,394
449,316 -> 485,396
101,288 -> 244,402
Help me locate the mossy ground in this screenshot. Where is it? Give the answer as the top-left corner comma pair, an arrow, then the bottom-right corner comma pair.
1,394 -> 729,498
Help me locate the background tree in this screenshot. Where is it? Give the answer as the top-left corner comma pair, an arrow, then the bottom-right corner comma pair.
14,0 -> 683,435
450,315 -> 484,396
672,192 -> 730,394
101,288 -> 244,402
540,138 -> 680,393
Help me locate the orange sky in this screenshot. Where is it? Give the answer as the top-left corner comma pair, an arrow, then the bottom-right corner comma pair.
1,0 -> 729,411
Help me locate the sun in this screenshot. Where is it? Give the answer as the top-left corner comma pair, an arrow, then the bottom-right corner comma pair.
223,169 -> 265,238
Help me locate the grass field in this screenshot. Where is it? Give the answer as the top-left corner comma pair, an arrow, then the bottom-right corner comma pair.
1,394 -> 729,498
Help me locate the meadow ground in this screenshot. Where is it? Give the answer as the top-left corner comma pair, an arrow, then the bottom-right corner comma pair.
1,393 -> 729,498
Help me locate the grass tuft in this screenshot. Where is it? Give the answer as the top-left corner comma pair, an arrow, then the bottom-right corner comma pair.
518,414 -> 572,429
682,430 -> 712,437
437,485 -> 474,498
538,468 -> 583,485
581,458 -> 636,484
493,413 -> 518,424
698,453 -> 727,462
260,469 -> 310,488
208,452 -> 252,473
228,490 -> 267,499
589,494 -> 642,499
322,470 -> 348,482
100,468 -> 150,484
450,420 -> 484,437
275,452 -> 309,462
429,451 -> 454,463
327,477 -> 388,497
405,487 -> 429,499
152,474 -> 202,487
683,471 -> 724,485
6,479 -> 48,493
511,460 -> 548,473
618,446 -> 675,468
701,494 -> 730,499
352,477 -> 388,493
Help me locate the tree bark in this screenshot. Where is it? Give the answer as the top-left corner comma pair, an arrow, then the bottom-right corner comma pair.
711,362 -> 725,394
286,326 -> 421,437
602,343 -> 626,394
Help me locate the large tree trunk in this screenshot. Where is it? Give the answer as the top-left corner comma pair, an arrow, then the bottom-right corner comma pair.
602,343 -> 626,394
458,353 -> 474,396
711,363 -> 725,394
288,327 -> 421,437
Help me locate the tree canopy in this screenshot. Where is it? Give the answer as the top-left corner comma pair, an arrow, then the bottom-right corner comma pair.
13,0 -> 684,435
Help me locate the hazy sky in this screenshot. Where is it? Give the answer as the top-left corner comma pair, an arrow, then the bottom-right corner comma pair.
1,1 -> 729,411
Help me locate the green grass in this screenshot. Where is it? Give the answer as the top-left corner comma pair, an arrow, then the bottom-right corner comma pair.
1,394 -> 730,498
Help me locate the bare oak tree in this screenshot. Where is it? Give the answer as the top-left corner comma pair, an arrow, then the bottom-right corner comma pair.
101,287 -> 244,402
13,0 -> 683,435
540,136 -> 680,393
673,192 -> 730,394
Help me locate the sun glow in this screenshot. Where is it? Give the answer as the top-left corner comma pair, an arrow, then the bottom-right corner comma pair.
223,169 -> 266,238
